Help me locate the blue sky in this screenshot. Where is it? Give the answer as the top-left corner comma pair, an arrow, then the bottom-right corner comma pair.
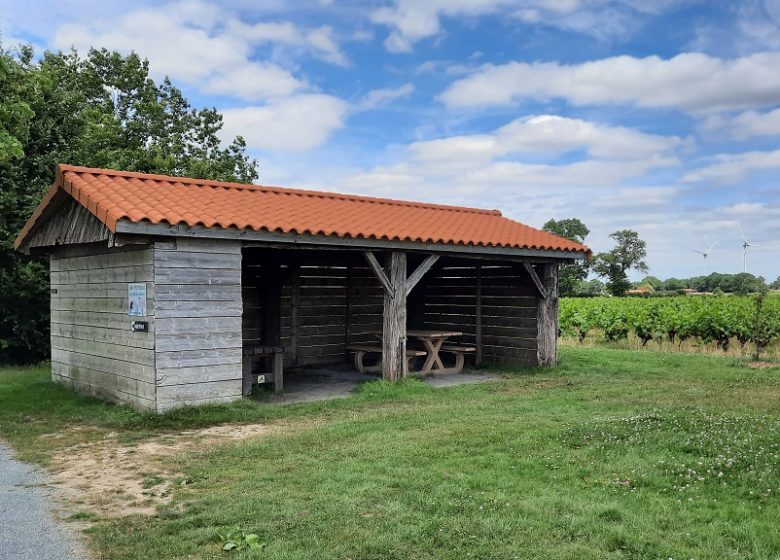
2,0 -> 780,280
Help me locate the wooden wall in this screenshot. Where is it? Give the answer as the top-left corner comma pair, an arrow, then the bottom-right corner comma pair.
421,261 -> 539,367
242,255 -> 383,369
153,239 -> 243,412
50,246 -> 156,410
22,195 -> 111,253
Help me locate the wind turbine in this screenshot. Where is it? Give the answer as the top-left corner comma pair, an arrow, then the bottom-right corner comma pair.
738,225 -> 765,273
690,242 -> 716,274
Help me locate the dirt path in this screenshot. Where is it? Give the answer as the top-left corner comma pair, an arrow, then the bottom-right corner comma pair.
46,422 -> 292,518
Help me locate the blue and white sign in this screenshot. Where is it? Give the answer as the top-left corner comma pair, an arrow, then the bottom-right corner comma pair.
128,283 -> 147,317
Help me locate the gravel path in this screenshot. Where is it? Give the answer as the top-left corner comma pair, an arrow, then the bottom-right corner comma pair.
0,444 -> 88,560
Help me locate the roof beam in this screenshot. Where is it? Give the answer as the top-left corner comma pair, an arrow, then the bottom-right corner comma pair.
364,251 -> 394,295
406,254 -> 439,296
523,262 -> 548,299
114,220 -> 587,262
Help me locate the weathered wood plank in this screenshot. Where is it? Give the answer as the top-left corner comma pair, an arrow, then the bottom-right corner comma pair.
406,254 -> 439,296
172,238 -> 242,254
154,251 -> 242,269
52,361 -> 156,400
51,323 -> 155,349
51,282 -> 156,300
156,332 -> 242,352
51,249 -> 152,272
156,364 -> 241,386
52,296 -> 155,315
154,268 -> 240,285
52,366 -> 155,411
536,263 -> 559,366
23,196 -> 111,252
156,394 -> 241,413
364,251 -> 394,295
155,316 -> 242,335
382,251 -> 407,380
51,349 -> 155,381
52,310 -> 155,332
154,300 -> 242,318
51,265 -> 154,284
156,380 -> 242,410
156,348 -> 242,368
51,335 -> 155,364
155,284 -> 241,302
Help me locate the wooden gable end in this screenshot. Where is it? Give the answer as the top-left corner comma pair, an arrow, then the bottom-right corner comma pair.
19,193 -> 112,253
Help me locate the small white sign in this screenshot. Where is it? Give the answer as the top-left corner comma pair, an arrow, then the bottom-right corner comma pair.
128,283 -> 147,316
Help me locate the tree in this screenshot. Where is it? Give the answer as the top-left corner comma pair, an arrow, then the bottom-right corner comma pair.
638,275 -> 661,290
592,230 -> 649,296
0,43 -> 258,363
771,276 -> 780,290
542,218 -> 590,297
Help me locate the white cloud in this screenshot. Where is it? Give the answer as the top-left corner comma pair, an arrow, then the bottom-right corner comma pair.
370,0 -> 685,52
51,0 -> 348,101
48,0 -> 354,151
370,0 -> 583,53
440,52 -> 780,113
408,115 -> 681,165
702,107 -> 780,140
227,20 -> 348,66
359,83 -> 415,109
682,148 -> 780,183
329,114 -> 680,204
202,62 -> 304,100
220,94 -> 348,152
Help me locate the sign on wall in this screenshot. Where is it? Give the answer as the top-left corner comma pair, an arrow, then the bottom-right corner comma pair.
128,283 -> 147,316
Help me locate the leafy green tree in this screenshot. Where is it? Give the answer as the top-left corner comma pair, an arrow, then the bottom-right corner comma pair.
771,276 -> 780,290
0,44 -> 258,363
542,218 -> 590,297
592,230 -> 649,296
638,276 -> 662,290
578,278 -> 605,296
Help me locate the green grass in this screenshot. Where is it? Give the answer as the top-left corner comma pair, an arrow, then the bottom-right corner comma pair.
2,348 -> 780,559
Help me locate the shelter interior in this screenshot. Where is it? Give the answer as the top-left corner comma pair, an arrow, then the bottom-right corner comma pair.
241,246 -> 541,390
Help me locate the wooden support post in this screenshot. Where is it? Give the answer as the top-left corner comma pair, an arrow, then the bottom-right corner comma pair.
242,356 -> 253,396
536,263 -> 559,366
345,264 -> 353,357
262,264 -> 282,347
262,264 -> 284,391
475,264 -> 483,367
382,251 -> 407,380
273,350 -> 284,394
365,251 -> 439,381
289,265 -> 301,366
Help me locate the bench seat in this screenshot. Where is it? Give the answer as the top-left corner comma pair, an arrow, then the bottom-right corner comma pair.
440,345 -> 476,353
347,344 -> 426,373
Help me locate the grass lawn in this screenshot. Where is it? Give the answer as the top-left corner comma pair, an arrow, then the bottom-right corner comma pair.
1,347 -> 780,559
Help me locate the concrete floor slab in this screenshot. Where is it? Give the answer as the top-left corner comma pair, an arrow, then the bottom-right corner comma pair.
258,367 -> 499,405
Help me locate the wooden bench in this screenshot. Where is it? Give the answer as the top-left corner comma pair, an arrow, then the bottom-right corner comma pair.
437,345 -> 476,374
347,344 -> 426,374
243,345 -> 284,395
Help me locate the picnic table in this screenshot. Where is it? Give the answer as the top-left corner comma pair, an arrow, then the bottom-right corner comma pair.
406,330 -> 464,374
348,329 -> 475,375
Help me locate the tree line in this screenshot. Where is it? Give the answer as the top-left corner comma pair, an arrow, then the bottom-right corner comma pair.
542,218 -> 648,297
542,218 -> 775,297
1,43 -> 258,363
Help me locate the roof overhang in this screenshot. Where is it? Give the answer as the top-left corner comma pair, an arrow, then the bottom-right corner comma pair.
115,219 -> 588,262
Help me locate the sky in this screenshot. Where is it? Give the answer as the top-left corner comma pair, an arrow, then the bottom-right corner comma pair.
2,0 -> 780,281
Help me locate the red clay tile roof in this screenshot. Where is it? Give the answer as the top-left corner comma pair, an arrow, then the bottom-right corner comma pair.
16,164 -> 590,256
